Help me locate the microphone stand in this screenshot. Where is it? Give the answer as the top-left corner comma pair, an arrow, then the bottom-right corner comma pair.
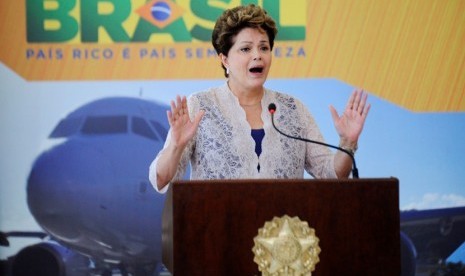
269,107 -> 359,178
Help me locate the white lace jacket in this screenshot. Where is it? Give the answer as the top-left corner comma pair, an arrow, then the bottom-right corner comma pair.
149,83 -> 337,193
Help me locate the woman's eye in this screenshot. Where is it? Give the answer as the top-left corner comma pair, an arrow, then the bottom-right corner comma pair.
261,46 -> 270,51
241,48 -> 250,52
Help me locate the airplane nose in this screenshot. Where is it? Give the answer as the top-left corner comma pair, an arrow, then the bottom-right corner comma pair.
27,140 -> 111,242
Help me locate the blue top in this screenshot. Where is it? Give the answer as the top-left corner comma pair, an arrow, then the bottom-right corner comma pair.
251,129 -> 265,172
251,129 -> 265,157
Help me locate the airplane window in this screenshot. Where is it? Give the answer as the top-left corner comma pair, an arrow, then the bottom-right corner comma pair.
150,120 -> 168,140
81,115 -> 127,134
132,117 -> 158,140
49,117 -> 83,138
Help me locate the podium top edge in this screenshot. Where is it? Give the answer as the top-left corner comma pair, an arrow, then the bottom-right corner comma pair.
173,177 -> 399,186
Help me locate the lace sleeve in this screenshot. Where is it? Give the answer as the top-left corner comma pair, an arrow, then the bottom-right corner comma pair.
168,95 -> 202,181
297,99 -> 337,178
148,129 -> 193,193
148,97 -> 199,193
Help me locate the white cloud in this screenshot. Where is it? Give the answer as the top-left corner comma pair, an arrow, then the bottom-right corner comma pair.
402,193 -> 465,210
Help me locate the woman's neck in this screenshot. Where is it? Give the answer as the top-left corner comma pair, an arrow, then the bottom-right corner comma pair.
227,81 -> 264,106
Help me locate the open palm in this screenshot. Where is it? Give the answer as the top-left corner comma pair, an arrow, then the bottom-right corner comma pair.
167,95 -> 204,149
330,89 -> 371,144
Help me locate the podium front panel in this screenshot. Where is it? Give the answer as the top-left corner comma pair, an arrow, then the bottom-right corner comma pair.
162,178 -> 400,275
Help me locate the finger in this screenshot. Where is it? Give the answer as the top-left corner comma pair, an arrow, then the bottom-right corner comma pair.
329,105 -> 340,122
170,99 -> 176,112
175,95 -> 183,113
353,89 -> 362,111
169,100 -> 178,121
362,103 -> 371,119
170,95 -> 185,122
346,91 -> 356,111
167,110 -> 174,126
357,90 -> 367,113
181,96 -> 188,116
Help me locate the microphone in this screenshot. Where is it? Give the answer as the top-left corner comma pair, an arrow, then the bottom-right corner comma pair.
268,103 -> 359,178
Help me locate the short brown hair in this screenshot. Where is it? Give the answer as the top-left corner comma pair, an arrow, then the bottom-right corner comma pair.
212,4 -> 278,77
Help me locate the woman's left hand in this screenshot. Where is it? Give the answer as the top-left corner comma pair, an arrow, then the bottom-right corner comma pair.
329,88 -> 371,146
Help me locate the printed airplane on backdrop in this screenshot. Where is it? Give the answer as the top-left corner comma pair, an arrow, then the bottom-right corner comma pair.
400,206 -> 465,275
1,97 -> 464,276
1,97 -> 174,276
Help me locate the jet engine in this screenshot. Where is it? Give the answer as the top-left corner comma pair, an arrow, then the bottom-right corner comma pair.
400,231 -> 417,276
11,242 -> 89,276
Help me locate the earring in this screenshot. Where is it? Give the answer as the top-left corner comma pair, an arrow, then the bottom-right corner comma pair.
226,67 -> 230,75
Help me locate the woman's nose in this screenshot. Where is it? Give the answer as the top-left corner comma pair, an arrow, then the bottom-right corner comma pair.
253,49 -> 262,60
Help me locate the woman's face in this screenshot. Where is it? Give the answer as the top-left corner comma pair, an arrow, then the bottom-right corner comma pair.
221,27 -> 272,93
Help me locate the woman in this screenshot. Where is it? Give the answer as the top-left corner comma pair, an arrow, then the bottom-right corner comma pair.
149,4 -> 370,193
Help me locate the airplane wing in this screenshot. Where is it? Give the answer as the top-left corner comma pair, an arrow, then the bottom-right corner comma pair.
400,206 -> 465,275
0,231 -> 48,246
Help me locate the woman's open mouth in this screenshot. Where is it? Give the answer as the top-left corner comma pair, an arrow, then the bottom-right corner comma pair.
249,66 -> 264,74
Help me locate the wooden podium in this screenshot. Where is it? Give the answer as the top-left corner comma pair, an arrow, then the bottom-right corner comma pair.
162,178 -> 400,275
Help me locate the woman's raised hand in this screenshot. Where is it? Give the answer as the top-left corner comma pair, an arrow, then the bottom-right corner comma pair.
167,95 -> 205,149
329,89 -> 371,146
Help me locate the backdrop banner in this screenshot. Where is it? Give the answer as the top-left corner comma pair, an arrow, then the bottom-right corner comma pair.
1,0 -> 464,111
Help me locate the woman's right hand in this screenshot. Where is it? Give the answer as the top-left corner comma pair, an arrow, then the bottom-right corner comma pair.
167,95 -> 205,150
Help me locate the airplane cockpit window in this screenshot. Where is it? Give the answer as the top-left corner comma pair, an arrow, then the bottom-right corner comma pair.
81,115 -> 127,134
49,117 -> 83,138
150,120 -> 168,140
132,117 -> 159,141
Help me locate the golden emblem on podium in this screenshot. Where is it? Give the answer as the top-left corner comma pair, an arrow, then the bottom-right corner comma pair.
252,215 -> 321,275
